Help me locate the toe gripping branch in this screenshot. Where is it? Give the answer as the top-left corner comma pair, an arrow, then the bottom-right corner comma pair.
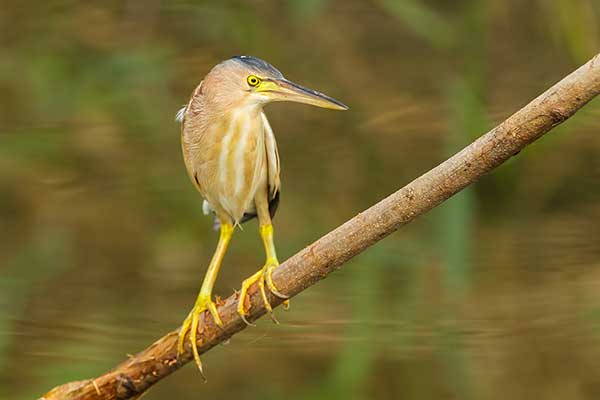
177,223 -> 291,378
177,223 -> 234,377
237,224 -> 290,325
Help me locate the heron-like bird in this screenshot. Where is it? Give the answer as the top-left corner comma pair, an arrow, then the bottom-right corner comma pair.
176,55 -> 347,373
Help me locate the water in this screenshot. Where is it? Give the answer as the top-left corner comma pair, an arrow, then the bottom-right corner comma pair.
1,1 -> 600,399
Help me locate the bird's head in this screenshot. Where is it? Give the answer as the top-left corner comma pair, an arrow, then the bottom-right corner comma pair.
202,55 -> 348,111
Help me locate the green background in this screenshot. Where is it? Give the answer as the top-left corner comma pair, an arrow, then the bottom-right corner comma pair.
1,1 -> 600,399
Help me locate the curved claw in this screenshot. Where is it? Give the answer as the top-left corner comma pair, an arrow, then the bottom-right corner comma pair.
190,311 -> 204,378
237,262 -> 289,325
237,269 -> 262,326
177,314 -> 192,355
206,301 -> 224,327
239,313 -> 256,327
177,296 -> 222,379
265,264 -> 289,299
258,275 -> 279,324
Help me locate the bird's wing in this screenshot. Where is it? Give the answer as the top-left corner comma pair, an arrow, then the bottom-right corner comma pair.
261,112 -> 280,199
176,80 -> 205,125
233,113 -> 280,227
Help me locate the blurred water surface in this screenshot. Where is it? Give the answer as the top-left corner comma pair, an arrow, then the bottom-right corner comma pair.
1,1 -> 600,399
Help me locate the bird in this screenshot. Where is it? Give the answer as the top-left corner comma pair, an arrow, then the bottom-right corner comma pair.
175,55 -> 348,374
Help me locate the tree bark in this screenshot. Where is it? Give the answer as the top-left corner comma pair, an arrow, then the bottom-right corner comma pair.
41,53 -> 600,400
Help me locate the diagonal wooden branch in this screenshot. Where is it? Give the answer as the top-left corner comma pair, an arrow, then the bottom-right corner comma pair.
42,53 -> 600,400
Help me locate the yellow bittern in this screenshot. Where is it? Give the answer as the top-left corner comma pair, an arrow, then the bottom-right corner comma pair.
176,55 -> 347,373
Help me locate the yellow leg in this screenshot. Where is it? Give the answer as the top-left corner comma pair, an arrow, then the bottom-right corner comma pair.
237,224 -> 289,325
177,223 -> 233,376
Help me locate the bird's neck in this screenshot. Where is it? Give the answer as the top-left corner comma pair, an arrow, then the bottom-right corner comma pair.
217,103 -> 263,129
204,103 -> 264,141
229,102 -> 263,118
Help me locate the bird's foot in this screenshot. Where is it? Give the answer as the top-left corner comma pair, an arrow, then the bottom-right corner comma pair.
237,259 -> 290,325
177,295 -> 223,377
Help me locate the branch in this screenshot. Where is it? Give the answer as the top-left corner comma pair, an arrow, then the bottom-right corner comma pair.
41,54 -> 600,400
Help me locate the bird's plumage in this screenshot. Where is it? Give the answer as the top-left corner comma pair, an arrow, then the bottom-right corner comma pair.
231,55 -> 284,79
178,57 -> 282,226
175,56 -> 348,372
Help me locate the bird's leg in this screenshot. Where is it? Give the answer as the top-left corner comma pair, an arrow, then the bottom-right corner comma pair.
237,224 -> 289,325
260,224 -> 289,301
178,222 -> 233,376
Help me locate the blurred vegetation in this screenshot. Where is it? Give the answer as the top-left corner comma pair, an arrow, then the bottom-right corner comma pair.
1,1 -> 600,399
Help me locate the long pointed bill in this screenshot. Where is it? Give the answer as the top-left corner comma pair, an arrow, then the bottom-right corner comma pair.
259,78 -> 349,110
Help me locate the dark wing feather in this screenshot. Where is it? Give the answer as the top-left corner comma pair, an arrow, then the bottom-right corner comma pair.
238,190 -> 279,225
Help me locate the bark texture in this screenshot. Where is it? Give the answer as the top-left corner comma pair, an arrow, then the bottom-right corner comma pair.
42,53 -> 600,400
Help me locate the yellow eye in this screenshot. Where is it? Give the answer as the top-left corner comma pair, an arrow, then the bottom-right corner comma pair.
247,75 -> 261,87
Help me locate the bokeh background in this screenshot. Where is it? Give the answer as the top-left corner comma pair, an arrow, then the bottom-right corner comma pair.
2,1 -> 600,399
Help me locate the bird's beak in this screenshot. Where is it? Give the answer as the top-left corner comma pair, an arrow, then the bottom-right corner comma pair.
258,78 -> 349,111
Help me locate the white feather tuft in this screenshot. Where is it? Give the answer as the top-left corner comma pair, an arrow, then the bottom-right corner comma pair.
175,106 -> 186,123
202,200 -> 213,215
